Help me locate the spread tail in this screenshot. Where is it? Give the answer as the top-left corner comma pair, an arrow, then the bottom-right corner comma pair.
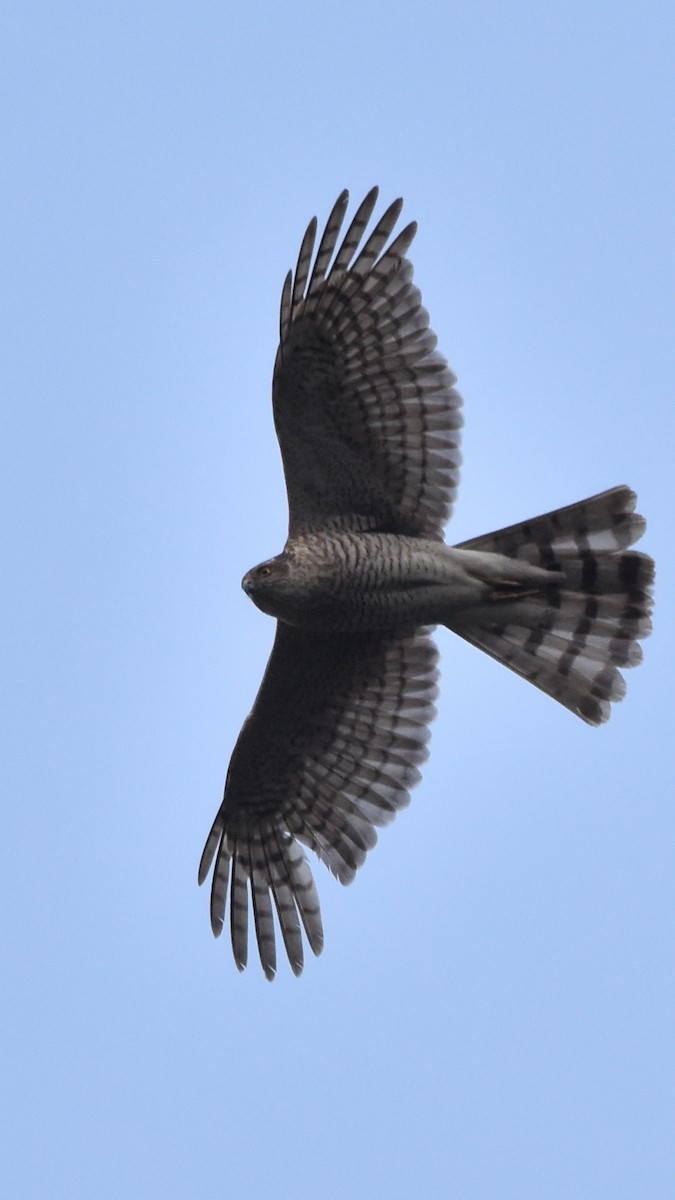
448,486 -> 654,724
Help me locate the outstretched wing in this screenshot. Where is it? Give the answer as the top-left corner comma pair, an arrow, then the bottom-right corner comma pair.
272,188 -> 463,540
199,624 -> 439,979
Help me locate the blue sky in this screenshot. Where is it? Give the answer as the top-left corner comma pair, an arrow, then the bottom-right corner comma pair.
3,2 -> 674,1197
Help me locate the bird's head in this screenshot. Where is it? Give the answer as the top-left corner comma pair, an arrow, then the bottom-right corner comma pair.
241,555 -> 291,617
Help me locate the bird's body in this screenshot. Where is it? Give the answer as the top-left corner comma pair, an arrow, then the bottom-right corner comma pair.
200,189 -> 654,979
243,531 -> 559,631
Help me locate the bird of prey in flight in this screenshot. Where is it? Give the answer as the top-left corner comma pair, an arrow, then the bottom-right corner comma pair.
199,188 -> 654,979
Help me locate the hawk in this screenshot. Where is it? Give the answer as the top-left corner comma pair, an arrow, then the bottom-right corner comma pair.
199,188 -> 654,979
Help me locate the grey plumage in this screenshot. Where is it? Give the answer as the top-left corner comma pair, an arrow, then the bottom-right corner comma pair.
199,189 -> 654,978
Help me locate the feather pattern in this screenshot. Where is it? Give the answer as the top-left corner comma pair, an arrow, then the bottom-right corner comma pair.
450,487 -> 653,725
199,625 -> 438,978
273,187 -> 463,540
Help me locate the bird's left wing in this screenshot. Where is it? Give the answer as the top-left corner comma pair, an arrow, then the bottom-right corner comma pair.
199,622 -> 438,979
272,188 -> 463,540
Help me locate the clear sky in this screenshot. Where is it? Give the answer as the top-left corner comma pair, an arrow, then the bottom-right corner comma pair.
3,3 -> 674,1197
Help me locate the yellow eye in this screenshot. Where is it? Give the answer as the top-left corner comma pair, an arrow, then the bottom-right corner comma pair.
259,565 -> 272,577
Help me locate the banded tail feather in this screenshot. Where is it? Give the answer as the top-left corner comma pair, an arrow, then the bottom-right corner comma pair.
449,486 -> 654,725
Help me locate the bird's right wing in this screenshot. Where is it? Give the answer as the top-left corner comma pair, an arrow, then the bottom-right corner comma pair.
199,622 -> 439,979
272,188 -> 463,540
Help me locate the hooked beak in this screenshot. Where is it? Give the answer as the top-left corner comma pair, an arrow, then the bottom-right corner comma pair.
241,573 -> 254,596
